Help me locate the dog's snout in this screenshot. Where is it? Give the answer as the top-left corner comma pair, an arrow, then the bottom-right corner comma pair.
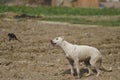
50,40 -> 56,46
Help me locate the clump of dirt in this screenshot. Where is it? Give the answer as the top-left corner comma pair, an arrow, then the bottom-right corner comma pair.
14,14 -> 43,19
0,12 -> 43,20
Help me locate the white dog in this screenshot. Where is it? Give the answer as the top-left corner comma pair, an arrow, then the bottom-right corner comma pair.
51,36 -> 112,78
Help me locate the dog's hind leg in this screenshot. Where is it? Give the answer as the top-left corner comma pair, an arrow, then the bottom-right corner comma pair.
90,57 -> 101,77
96,68 -> 101,77
84,60 -> 93,76
85,67 -> 93,76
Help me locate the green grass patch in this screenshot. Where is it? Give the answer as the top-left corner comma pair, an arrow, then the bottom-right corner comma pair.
44,16 -> 120,27
96,19 -> 120,26
44,17 -> 92,24
0,5 -> 120,16
0,5 -> 120,27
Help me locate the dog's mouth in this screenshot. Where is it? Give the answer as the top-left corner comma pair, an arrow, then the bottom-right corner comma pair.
50,40 -> 56,46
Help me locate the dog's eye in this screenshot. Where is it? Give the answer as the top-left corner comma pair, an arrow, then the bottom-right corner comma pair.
56,38 -> 58,40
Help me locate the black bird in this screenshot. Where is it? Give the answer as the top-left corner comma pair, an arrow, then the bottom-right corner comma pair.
7,33 -> 22,42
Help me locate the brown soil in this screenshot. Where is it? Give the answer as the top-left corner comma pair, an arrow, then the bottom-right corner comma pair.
0,18 -> 120,80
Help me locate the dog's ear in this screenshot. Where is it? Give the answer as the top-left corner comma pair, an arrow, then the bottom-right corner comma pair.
61,36 -> 64,40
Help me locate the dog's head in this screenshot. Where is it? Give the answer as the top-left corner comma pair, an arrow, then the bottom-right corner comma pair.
51,36 -> 64,46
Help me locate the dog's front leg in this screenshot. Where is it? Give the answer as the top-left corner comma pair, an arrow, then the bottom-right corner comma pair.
66,57 -> 74,76
75,59 -> 80,78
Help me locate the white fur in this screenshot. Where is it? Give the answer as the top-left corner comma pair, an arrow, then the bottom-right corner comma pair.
51,36 -> 112,78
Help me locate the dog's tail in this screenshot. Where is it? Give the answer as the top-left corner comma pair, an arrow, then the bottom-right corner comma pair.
98,58 -> 112,72
100,62 -> 112,72
100,59 -> 112,72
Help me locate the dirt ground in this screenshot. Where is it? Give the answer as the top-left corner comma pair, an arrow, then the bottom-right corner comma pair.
0,18 -> 120,80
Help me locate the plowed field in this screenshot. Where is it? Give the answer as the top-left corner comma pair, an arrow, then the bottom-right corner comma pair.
0,19 -> 120,80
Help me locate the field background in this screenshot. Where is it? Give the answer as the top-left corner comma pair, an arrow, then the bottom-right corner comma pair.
0,5 -> 120,26
0,5 -> 120,80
